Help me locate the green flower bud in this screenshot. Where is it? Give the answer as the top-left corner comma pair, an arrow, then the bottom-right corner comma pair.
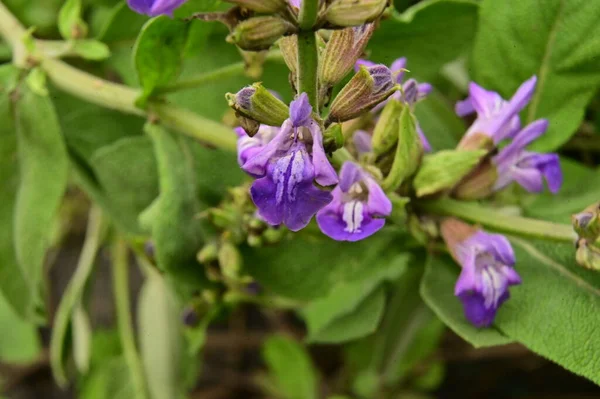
327,64 -> 396,124
572,202 -> 600,242
278,35 -> 298,79
324,0 -> 388,27
372,99 -> 402,156
197,242 -> 218,264
319,23 -> 375,88
226,16 -> 296,51
226,83 -> 290,126
218,242 -> 243,280
575,239 -> 600,271
223,0 -> 288,13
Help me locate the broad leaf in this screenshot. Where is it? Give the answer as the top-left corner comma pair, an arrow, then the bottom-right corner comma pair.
262,335 -> 318,399
472,0 -> 600,151
0,290 -> 41,363
420,255 -> 513,347
415,91 -> 464,151
368,0 -> 479,80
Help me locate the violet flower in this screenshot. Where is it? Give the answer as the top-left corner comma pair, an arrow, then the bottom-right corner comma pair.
492,119 -> 562,194
127,0 -> 187,16
316,162 -> 391,241
235,125 -> 279,172
457,76 -> 537,144
242,93 -> 338,231
355,57 -> 432,151
453,229 -> 521,327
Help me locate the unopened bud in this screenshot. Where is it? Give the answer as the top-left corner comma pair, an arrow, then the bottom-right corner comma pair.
573,202 -> 600,241
575,239 -> 600,271
223,0 -> 287,13
372,99 -> 402,156
323,123 -> 344,152
440,218 -> 477,262
324,0 -> 388,27
247,234 -> 263,247
319,23 -> 375,88
197,242 -> 218,264
218,242 -> 243,280
238,114 -> 261,136
226,83 -> 289,126
226,16 -> 296,51
457,132 -> 495,152
327,64 -> 396,124
452,160 -> 498,200
278,35 -> 298,79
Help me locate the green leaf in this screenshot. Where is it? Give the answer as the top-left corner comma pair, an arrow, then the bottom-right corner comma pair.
95,2 -> 147,42
0,65 -> 36,321
50,207 -> 105,388
262,335 -> 318,399
310,287 -> 386,344
79,356 -> 136,399
138,270 -> 183,399
25,67 -> 48,96
244,228 -> 411,301
14,81 -> 69,321
495,238 -> 600,385
420,254 -> 513,347
523,159 -> 600,223
415,91 -> 465,151
413,149 -> 486,197
72,40 -> 111,60
472,0 -> 600,151
144,124 -> 207,287
58,0 -> 87,39
368,0 -> 479,80
0,290 -> 41,363
133,17 -> 190,103
90,136 -> 159,234
303,254 -> 409,343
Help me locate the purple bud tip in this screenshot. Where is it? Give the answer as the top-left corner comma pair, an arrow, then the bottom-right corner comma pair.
144,240 -> 155,259
574,213 -> 594,228
244,281 -> 262,295
367,65 -> 394,93
181,306 -> 200,327
354,58 -> 376,73
236,86 -> 256,110
290,93 -> 313,127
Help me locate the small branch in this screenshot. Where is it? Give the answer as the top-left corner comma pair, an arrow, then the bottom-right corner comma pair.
112,239 -> 149,399
420,198 -> 576,242
297,0 -> 319,109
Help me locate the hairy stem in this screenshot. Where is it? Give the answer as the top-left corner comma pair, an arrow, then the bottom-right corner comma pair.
420,198 -> 576,242
297,0 -> 319,109
112,239 -> 149,399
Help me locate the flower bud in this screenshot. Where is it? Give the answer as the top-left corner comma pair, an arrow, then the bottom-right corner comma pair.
457,132 -> 495,152
371,98 -> 402,156
226,83 -> 290,126
197,242 -> 218,264
226,16 -> 296,51
452,160 -> 498,200
218,242 -> 243,280
223,0 -> 287,13
327,64 -> 396,124
575,239 -> 600,271
319,23 -> 375,88
572,202 -> 600,241
324,0 -> 388,27
279,35 -> 298,80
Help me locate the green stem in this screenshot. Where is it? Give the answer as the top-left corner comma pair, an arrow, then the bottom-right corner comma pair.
112,239 -> 149,399
420,198 -> 576,242
0,42 -> 10,61
298,0 -> 319,30
297,31 -> 319,109
157,51 -> 284,94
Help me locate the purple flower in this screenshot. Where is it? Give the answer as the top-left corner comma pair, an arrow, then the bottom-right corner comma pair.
235,125 -> 279,172
355,57 -> 432,151
453,230 -> 521,327
242,93 -> 338,231
458,77 -> 537,144
127,0 -> 187,16
316,162 -> 391,241
492,119 -> 562,193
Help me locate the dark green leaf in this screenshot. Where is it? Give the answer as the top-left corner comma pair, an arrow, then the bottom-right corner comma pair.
495,238 -> 600,385
368,0 -> 479,80
415,91 -> 464,151
420,254 -> 513,347
413,149 -> 486,197
133,17 -> 190,103
262,335 -> 318,399
472,0 -> 600,151
14,81 -> 69,321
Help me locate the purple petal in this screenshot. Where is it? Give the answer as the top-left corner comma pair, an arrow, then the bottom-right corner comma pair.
493,119 -> 549,166
149,0 -> 187,16
242,120 -> 292,176
355,59 -> 377,72
368,65 -> 395,93
127,0 -> 152,15
417,82 -> 433,98
417,124 -> 432,152
308,122 -> 338,186
457,290 -> 507,328
390,57 -> 407,82
290,93 -> 312,127
338,161 -> 363,192
455,98 -> 474,117
366,178 -> 392,216
485,76 -> 537,136
289,0 -> 301,7
541,154 -> 562,193
468,82 -> 504,117
316,195 -> 386,242
353,130 -> 373,154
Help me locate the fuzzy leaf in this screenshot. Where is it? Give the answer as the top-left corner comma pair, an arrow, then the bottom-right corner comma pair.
472,0 -> 600,151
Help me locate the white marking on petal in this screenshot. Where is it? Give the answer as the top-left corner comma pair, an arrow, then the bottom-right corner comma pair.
287,150 -> 305,203
273,154 -> 292,205
343,201 -> 364,233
